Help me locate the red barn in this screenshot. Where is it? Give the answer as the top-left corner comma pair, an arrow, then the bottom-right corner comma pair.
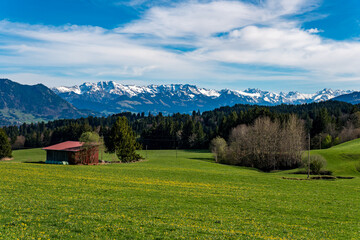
43,141 -> 99,165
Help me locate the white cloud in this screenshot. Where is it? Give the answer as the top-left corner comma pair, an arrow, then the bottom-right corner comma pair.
118,0 -> 321,37
0,20 -> 201,81
306,28 -> 323,33
0,73 -> 82,87
193,25 -> 360,76
119,0 -> 300,38
1,0 -> 360,90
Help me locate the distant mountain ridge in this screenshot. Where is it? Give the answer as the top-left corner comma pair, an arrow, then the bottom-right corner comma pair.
0,79 -> 89,126
333,92 -> 360,104
53,81 -> 354,114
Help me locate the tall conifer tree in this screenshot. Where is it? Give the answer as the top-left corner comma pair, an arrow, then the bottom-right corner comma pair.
108,117 -> 141,162
0,129 -> 12,159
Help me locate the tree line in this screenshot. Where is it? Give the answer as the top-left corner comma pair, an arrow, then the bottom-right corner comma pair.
2,101 -> 360,151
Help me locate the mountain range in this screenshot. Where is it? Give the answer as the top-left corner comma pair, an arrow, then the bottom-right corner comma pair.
333,92 -> 360,104
0,79 -> 358,126
53,81 -> 354,115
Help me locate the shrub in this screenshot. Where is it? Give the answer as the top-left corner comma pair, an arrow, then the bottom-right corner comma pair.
79,132 -> 100,143
302,155 -> 327,175
355,162 -> 360,172
210,137 -> 227,163
322,134 -> 333,149
333,137 -> 340,146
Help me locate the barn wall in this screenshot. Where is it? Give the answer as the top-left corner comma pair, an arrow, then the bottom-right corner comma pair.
46,150 -> 69,164
45,147 -> 99,165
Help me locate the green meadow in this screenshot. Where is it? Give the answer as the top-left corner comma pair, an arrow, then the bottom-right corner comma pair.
1,141 -> 360,239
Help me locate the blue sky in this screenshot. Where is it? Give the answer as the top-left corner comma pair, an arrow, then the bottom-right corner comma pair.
1,0 -> 360,92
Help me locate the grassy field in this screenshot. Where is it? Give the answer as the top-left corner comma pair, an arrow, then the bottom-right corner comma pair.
1,143 -> 360,239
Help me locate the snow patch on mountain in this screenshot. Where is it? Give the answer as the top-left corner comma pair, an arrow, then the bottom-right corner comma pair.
52,81 -> 354,114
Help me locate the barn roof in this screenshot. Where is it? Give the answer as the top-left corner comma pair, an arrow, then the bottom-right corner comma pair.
43,141 -> 84,152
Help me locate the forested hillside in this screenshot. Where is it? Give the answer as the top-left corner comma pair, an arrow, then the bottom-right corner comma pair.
0,79 -> 89,125
3,101 -> 360,150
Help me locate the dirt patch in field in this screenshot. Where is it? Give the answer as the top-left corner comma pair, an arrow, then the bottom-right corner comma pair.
282,175 -> 354,181
292,170 -> 333,175
282,176 -> 335,181
311,176 -> 336,180
336,176 -> 355,179
282,177 -> 310,181
0,157 -> 14,161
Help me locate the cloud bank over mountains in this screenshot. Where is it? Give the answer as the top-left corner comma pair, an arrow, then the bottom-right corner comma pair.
1,0 -> 360,91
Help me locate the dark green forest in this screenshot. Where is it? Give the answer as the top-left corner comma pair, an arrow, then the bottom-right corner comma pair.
3,101 -> 360,150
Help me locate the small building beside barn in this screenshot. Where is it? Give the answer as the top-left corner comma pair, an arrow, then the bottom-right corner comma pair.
43,141 -> 99,165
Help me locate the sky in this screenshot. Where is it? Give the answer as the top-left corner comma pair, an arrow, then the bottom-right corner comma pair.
0,0 -> 360,92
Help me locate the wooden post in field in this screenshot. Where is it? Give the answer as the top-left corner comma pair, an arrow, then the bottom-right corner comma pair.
308,133 -> 311,179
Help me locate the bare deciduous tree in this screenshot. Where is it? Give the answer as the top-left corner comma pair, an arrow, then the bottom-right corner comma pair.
220,115 -> 305,171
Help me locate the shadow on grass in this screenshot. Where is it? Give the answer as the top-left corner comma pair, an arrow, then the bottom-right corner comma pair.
23,161 -> 45,164
292,170 -> 333,175
181,149 -> 211,153
189,157 -> 266,173
189,157 -> 214,163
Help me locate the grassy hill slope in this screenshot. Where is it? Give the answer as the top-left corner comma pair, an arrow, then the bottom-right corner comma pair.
310,138 -> 360,176
1,148 -> 360,239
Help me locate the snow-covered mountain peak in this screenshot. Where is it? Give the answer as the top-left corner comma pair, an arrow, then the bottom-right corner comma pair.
243,88 -> 264,94
316,88 -> 334,95
53,81 -> 354,114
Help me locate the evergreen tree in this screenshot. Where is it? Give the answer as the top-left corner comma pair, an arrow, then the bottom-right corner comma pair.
195,122 -> 205,148
0,129 -> 12,159
312,108 -> 330,135
181,119 -> 195,148
108,117 -> 141,162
